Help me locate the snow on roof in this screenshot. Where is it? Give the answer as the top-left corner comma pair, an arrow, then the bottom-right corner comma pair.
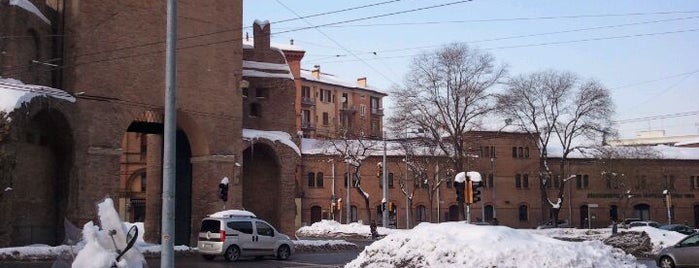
0,76 -> 75,113
300,70 -> 386,95
242,60 -> 293,80
547,144 -> 699,160
208,209 -> 256,218
301,138 -> 449,158
243,128 -> 300,156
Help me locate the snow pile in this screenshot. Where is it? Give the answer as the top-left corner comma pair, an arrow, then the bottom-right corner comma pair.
630,227 -> 687,252
296,220 -> 402,239
72,198 -> 147,268
346,222 -> 641,268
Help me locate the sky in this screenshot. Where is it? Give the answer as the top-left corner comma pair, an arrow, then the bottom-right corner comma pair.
243,0 -> 699,139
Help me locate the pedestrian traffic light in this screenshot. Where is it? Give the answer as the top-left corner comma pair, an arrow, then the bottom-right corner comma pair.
471,180 -> 482,203
218,182 -> 228,202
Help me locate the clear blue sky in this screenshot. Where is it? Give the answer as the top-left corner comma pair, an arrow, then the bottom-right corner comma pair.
243,1 -> 699,139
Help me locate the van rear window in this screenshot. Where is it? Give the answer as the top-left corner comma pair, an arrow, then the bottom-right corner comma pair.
200,220 -> 221,233
227,221 -> 253,234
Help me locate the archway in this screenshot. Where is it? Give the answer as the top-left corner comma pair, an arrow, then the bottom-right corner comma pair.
242,143 -> 281,228
11,109 -> 73,246
448,205 -> 459,221
123,120 -> 192,246
310,206 -> 322,224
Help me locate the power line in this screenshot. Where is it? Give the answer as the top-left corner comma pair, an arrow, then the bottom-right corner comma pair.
313,28 -> 699,64
274,0 -> 400,85
267,0 -> 403,25
614,110 -> 699,124
317,10 -> 699,28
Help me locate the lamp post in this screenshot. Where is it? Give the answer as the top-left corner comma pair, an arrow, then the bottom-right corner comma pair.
663,190 -> 672,224
328,159 -> 335,221
562,175 -> 576,225
382,131 -> 388,228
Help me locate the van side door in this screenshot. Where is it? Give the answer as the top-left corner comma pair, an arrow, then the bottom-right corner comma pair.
254,220 -> 278,253
227,220 -> 254,255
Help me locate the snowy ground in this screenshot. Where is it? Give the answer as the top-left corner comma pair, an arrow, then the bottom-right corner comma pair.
1,218 -> 692,267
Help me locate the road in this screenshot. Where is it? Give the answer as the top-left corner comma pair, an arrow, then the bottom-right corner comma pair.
0,250 -> 362,268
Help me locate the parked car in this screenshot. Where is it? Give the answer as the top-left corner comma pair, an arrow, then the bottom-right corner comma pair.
620,218 -> 642,228
536,219 -> 571,229
656,233 -> 699,268
197,210 -> 294,262
659,224 -> 698,235
628,220 -> 660,228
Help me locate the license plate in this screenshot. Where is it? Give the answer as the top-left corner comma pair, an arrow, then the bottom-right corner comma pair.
203,244 -> 212,249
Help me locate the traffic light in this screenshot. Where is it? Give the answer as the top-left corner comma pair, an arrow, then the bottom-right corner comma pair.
218,182 -> 228,202
454,181 -> 465,202
337,198 -> 342,210
471,180 -> 482,203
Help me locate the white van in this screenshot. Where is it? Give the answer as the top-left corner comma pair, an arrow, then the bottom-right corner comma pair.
197,210 -> 294,262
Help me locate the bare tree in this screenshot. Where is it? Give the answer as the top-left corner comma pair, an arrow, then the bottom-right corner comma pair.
328,132 -> 381,223
495,70 -> 614,226
398,138 -> 450,222
388,43 -> 506,219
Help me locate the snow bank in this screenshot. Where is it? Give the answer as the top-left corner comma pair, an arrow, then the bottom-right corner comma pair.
296,220 -> 401,238
346,222 -> 641,268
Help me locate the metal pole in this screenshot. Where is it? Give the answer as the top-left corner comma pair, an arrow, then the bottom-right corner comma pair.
346,161 -> 351,223
404,128 -> 410,229
331,159 -> 335,221
382,132 -> 388,228
161,0 -> 177,266
466,204 -> 471,224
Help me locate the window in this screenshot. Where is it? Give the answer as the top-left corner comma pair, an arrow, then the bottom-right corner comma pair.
518,204 -> 528,221
227,221 -> 253,234
576,175 -> 582,189
316,172 -> 324,187
388,173 -> 394,188
524,147 -> 529,158
663,175 -> 676,191
583,175 -> 589,189
523,174 -> 529,189
301,86 -> 311,98
301,110 -> 311,125
416,205 -> 426,223
242,88 -> 249,98
554,175 -> 561,189
322,112 -> 329,125
360,104 -> 366,117
307,172 -> 315,187
250,103 -> 261,117
320,89 -> 332,102
691,176 -> 699,189
512,147 -> 517,158
255,87 -> 269,99
256,221 -> 274,237
515,174 -> 522,188
518,147 -> 524,158
488,173 -> 494,189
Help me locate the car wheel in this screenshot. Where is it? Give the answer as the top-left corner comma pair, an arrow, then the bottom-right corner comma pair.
224,245 -> 241,262
277,245 -> 291,260
659,256 -> 675,268
201,254 -> 215,261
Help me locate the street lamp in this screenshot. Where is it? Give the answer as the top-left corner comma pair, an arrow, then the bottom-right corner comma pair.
563,175 -> 576,225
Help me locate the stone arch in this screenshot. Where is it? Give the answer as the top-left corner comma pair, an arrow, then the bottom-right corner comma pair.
242,142 -> 282,228
7,105 -> 74,246
121,110 -> 205,245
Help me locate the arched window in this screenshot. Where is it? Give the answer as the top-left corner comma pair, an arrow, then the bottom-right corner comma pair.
416,205 -> 427,223
515,174 -> 522,188
307,172 -> 315,187
523,174 -> 529,189
316,172 -> 324,187
484,205 -> 494,222
518,204 -> 528,221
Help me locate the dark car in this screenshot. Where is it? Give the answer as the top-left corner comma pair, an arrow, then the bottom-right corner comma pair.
656,233 -> 699,268
659,224 -> 698,235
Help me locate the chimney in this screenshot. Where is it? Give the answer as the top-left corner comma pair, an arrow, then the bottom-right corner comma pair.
312,65 -> 320,79
253,19 -> 270,51
357,77 -> 367,88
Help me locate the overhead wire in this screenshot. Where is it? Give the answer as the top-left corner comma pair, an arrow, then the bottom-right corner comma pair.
274,0 -> 401,85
